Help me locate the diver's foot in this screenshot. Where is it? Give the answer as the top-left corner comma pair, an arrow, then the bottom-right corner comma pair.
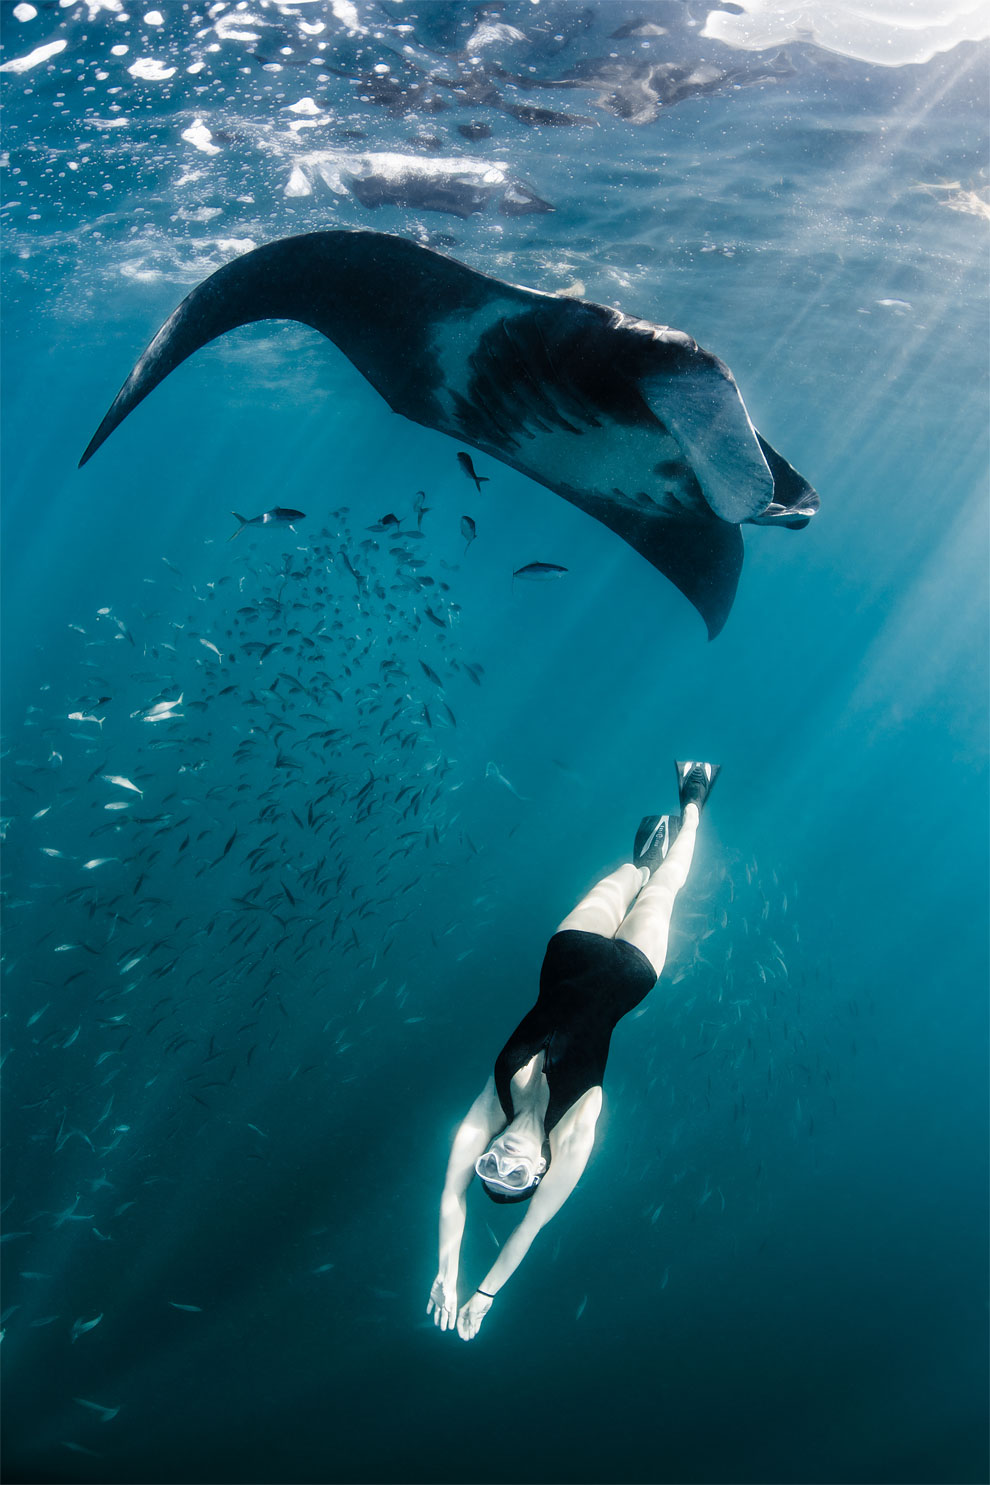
675,761 -> 720,812
633,813 -> 681,874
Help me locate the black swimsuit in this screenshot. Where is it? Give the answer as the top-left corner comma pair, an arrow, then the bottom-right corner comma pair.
493,930 -> 657,1134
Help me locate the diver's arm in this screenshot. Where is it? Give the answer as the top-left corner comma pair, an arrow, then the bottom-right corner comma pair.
428,1078 -> 503,1332
456,1087 -> 602,1340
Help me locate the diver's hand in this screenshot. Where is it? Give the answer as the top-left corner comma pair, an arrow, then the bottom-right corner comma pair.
456,1291 -> 493,1341
427,1273 -> 458,1331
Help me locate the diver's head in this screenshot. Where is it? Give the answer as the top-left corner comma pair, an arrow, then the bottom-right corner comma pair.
475,1128 -> 551,1203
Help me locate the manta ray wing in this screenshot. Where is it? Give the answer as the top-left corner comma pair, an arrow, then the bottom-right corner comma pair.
80,229 -> 818,638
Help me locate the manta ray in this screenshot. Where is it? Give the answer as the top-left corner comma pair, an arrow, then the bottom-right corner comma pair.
80,230 -> 818,638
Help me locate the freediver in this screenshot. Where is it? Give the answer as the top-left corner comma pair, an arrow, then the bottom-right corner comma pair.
428,761 -> 719,1341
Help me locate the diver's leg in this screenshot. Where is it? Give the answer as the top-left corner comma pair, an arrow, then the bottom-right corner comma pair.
614,803 -> 699,977
555,863 -> 648,938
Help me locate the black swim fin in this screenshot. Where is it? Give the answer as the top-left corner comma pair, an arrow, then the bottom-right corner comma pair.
633,813 -> 681,872
675,761 -> 720,812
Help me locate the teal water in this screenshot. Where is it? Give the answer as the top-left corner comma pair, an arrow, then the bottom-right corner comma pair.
1,5 -> 988,1483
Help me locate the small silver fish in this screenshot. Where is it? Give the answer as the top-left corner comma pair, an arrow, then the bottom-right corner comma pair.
512,562 -> 567,581
485,761 -> 530,801
137,694 -> 184,722
102,774 -> 143,796
73,1397 -> 120,1422
229,507 -> 305,539
70,1312 -> 104,1342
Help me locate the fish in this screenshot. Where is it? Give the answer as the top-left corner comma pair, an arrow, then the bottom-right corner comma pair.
139,695 -> 184,722
457,452 -> 488,493
67,711 -> 104,728
73,1397 -> 120,1422
70,1312 -> 104,1342
229,508 -> 305,540
78,230 -> 818,638
513,562 -> 567,581
485,761 -> 530,801
460,516 -> 477,553
168,1301 -> 202,1312
102,774 -> 143,796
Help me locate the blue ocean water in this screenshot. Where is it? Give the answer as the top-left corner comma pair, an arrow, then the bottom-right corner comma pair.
1,4 -> 987,1483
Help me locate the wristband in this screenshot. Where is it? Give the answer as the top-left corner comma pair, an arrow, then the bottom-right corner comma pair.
477,1288 -> 495,1299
